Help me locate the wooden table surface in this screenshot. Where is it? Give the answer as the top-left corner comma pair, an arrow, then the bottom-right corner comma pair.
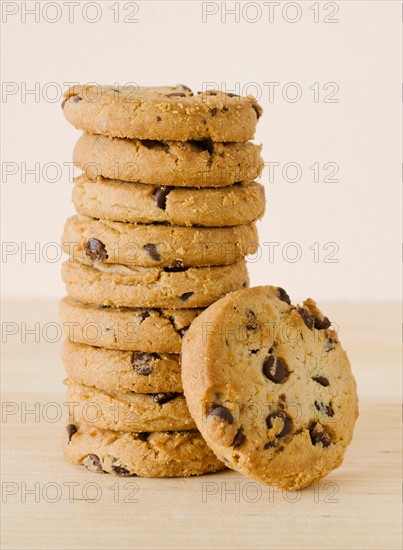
1,300 -> 401,549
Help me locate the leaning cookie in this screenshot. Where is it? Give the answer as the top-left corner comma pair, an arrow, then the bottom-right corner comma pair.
65,380 -> 195,432
60,297 -> 202,353
181,286 -> 358,491
72,175 -> 266,227
62,84 -> 262,142
62,215 -> 258,267
64,421 -> 225,477
63,340 -> 183,394
61,260 -> 249,309
73,133 -> 263,187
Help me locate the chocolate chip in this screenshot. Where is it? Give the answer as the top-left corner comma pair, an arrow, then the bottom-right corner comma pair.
143,244 -> 161,261
264,441 -> 276,449
151,393 -> 179,405
138,310 -> 150,323
266,412 -> 292,438
249,349 -> 259,354
84,238 -> 108,262
246,309 -> 258,331
207,405 -> 234,424
210,107 -> 218,116
222,106 -> 229,112
227,93 -> 240,97
312,376 -> 329,387
73,95 -> 82,103
315,401 -> 334,417
263,357 -> 289,384
167,315 -> 176,327
163,265 -> 189,272
66,423 -> 77,442
165,92 -> 187,98
142,140 -> 170,152
156,116 -> 161,121
189,139 -> 214,155
309,423 -> 331,448
111,459 -> 131,476
177,84 -> 192,93
232,427 -> 245,447
83,454 -> 103,473
180,292 -> 193,302
251,102 -> 261,119
153,186 -> 172,210
179,327 -> 189,338
297,307 -> 314,329
137,432 -> 150,442
277,287 -> 291,305
132,352 -> 159,376
61,98 -> 67,109
314,316 -> 331,330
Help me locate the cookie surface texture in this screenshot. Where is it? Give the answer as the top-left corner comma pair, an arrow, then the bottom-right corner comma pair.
73,133 -> 263,187
62,214 -> 258,267
64,422 -> 225,477
72,175 -> 266,227
61,260 -> 249,309
63,340 -> 183,394
60,297 -> 202,353
63,85 -> 262,142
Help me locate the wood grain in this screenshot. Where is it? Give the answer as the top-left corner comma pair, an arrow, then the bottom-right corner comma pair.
1,300 -> 401,549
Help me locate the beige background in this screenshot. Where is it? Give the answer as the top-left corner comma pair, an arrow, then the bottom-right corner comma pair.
1,0 -> 400,302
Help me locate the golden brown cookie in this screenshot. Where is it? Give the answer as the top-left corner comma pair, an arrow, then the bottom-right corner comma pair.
62,214 -> 258,267
61,260 -> 249,309
62,84 -> 262,142
73,133 -> 263,187
65,380 -> 195,432
64,421 -> 225,477
63,340 -> 182,394
181,286 -> 358,491
72,175 -> 266,227
60,297 -> 202,353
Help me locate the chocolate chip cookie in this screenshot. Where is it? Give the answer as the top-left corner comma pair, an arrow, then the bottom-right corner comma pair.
72,175 -> 265,227
73,133 -> 263,187
62,215 -> 258,268
60,297 -> 202,353
181,286 -> 358,491
64,421 -> 225,477
62,260 -> 249,309
63,84 -> 262,142
65,380 -> 195,432
63,340 -> 182,394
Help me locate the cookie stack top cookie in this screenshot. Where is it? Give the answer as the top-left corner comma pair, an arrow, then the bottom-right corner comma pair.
63,84 -> 262,141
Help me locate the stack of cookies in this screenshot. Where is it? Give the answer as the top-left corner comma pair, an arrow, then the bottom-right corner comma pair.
60,84 -> 265,477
